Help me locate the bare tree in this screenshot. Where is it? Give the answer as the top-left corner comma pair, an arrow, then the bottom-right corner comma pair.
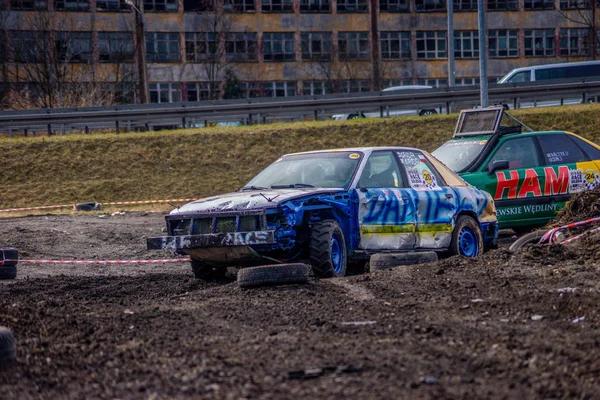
555,0 -> 598,59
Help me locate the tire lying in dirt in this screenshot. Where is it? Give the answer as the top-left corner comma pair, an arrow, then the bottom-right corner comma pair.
0,248 -> 18,280
508,229 -> 550,253
449,215 -> 484,257
0,326 -> 16,367
237,263 -> 310,288
370,251 -> 438,271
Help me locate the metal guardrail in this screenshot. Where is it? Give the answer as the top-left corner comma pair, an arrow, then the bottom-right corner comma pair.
1,77 -> 600,134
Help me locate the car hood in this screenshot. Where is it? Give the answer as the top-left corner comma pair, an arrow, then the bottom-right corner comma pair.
170,188 -> 345,215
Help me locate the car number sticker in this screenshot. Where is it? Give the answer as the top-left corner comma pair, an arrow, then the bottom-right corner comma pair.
407,168 -> 440,191
585,169 -> 599,190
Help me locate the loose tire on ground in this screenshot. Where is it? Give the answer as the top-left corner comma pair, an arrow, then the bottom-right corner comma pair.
508,229 -> 550,253
310,220 -> 347,278
370,251 -> 439,271
190,259 -> 226,280
237,263 -> 310,288
0,326 -> 16,367
449,215 -> 484,257
0,266 -> 17,280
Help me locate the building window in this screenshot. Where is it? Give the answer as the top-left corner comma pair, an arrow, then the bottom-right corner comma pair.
144,0 -> 177,11
382,79 -> 413,87
223,0 -> 256,11
338,32 -> 369,60
56,32 -> 92,63
560,0 -> 591,8
146,33 -> 181,62
301,32 -> 333,60
98,32 -> 134,62
453,0 -> 477,10
9,0 -> 47,10
185,32 -> 217,62
338,80 -> 371,93
524,29 -> 555,57
416,31 -> 447,59
523,0 -> 554,9
379,0 -> 409,12
300,0 -> 330,12
240,82 -> 261,97
96,0 -> 129,11
261,0 -> 293,12
186,82 -> 211,101
11,31 -> 41,62
149,83 -> 181,103
225,32 -> 257,61
263,32 -> 295,61
415,0 -> 445,11
487,0 -> 518,10
488,29 -> 518,57
264,81 -> 296,97
337,0 -> 368,12
454,31 -> 479,58
303,81 -> 333,95
560,28 -> 591,56
454,77 -> 480,86
417,78 -> 447,87
380,32 -> 411,59
55,0 -> 90,10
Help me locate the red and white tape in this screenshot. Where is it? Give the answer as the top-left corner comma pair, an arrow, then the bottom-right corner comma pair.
0,198 -> 200,213
1,257 -> 190,265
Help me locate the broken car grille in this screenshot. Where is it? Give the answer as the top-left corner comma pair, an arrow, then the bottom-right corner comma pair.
168,213 -> 265,236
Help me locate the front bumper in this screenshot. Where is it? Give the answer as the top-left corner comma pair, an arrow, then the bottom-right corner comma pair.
147,231 -> 276,251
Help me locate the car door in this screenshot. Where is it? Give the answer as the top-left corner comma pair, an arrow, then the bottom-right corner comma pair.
479,136 -> 549,226
396,150 -> 458,249
356,151 -> 417,250
566,133 -> 600,177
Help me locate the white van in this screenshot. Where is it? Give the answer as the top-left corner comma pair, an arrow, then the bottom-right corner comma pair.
331,85 -> 441,120
498,60 -> 600,84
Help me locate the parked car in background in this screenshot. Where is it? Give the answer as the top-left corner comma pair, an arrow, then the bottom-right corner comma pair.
148,147 -> 498,279
433,107 -> 600,233
331,85 -> 441,120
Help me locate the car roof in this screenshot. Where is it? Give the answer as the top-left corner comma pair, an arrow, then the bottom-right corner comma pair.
286,147 -> 423,156
504,60 -> 600,75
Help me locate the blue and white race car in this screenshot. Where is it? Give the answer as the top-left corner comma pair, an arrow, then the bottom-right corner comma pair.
147,147 -> 498,279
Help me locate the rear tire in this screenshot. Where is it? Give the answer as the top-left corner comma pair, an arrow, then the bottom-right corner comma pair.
449,215 -> 483,257
237,263 -> 309,288
310,220 -> 347,278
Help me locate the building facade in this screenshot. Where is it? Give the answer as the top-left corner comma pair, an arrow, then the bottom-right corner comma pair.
0,0 -> 597,107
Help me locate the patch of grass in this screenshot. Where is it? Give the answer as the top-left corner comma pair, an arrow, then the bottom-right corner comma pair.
1,104 -> 600,211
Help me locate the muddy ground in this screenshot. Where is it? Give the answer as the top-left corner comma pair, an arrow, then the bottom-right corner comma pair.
0,212 -> 599,399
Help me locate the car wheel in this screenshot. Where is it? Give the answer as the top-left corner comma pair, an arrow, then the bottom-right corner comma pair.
419,109 -> 437,116
237,263 -> 310,288
370,251 -> 438,271
508,229 -> 550,253
190,259 -> 226,280
310,220 -> 347,278
450,215 -> 483,257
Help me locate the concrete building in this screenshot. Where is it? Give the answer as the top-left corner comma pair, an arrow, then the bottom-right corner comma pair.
0,0 -> 597,106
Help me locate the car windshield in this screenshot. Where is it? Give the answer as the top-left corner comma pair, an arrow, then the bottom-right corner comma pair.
432,139 -> 488,172
244,151 -> 363,190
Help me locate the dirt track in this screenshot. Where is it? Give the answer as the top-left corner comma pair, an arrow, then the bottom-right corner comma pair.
0,212 -> 599,399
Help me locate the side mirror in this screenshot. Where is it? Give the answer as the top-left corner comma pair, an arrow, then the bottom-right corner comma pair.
488,160 -> 510,174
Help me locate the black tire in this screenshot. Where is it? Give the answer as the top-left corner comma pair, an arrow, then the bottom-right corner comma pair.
508,229 -> 550,253
370,251 -> 439,271
449,215 -> 484,257
0,326 -> 16,367
237,263 -> 309,288
0,248 -> 18,267
0,266 -> 17,280
310,220 -> 347,278
190,259 -> 226,280
419,109 -> 437,116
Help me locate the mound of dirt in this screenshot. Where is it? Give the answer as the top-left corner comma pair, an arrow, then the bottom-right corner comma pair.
550,187 -> 600,227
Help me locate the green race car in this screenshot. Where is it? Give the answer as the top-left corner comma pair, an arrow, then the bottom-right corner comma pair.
433,107 -> 600,233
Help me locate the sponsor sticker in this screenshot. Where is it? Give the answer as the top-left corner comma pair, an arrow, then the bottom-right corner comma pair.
570,168 -> 586,192
349,153 -> 360,159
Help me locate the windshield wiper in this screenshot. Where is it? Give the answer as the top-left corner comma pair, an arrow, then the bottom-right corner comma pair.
240,185 -> 269,191
270,183 -> 315,189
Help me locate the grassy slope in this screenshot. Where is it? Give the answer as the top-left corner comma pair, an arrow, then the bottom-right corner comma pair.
2,104 -> 600,209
